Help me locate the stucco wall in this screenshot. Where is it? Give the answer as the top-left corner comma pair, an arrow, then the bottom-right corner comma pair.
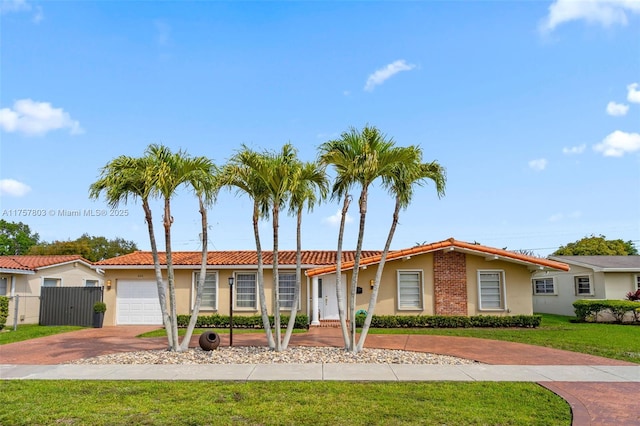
3,262 -> 103,326
102,267 -> 308,326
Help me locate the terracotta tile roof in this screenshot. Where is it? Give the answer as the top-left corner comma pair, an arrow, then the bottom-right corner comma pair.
0,255 -> 93,272
306,238 -> 570,277
95,250 -> 381,267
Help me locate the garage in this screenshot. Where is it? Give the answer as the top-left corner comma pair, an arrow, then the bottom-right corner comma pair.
116,280 -> 163,325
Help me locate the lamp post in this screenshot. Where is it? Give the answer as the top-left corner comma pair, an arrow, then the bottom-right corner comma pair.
228,276 -> 234,347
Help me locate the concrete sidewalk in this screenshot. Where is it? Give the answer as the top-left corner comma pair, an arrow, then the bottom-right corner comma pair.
2,363 -> 638,382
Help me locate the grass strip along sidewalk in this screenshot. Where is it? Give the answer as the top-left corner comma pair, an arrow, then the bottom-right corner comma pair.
0,381 -> 570,426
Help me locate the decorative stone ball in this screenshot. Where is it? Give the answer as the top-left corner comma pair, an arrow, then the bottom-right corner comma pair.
198,331 -> 221,351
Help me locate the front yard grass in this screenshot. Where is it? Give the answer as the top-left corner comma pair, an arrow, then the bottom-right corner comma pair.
0,381 -> 570,426
0,324 -> 84,345
368,313 -> 640,363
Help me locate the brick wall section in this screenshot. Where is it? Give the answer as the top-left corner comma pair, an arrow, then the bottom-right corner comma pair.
433,250 -> 468,315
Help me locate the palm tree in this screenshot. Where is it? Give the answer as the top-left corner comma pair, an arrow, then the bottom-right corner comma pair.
89,155 -> 175,349
179,156 -> 220,351
281,160 -> 328,349
319,125 -> 415,352
355,147 -> 446,351
221,147 -> 275,349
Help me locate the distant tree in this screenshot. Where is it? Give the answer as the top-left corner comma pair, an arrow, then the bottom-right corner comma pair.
552,235 -> 638,256
28,234 -> 138,261
0,220 -> 40,255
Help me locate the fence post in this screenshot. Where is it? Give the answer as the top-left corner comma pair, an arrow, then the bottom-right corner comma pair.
13,294 -> 20,331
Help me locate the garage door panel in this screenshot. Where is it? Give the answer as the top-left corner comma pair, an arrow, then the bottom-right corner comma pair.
117,281 -> 163,325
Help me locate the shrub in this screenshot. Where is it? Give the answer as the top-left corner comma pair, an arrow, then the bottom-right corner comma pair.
356,314 -> 541,329
0,296 -> 8,330
93,302 -> 107,313
626,289 -> 640,301
573,299 -> 640,323
176,314 -> 309,329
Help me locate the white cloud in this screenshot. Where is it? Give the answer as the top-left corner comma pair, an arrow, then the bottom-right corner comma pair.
562,144 -> 586,155
549,211 -> 582,222
606,101 -> 629,116
364,60 -> 416,92
323,209 -> 353,226
540,0 -> 640,33
0,99 -> 84,136
627,82 -> 640,103
593,130 -> 640,156
0,0 -> 43,23
528,158 -> 548,171
0,179 -> 31,197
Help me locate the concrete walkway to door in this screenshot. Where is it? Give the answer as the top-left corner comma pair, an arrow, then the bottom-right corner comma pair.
1,326 -> 639,425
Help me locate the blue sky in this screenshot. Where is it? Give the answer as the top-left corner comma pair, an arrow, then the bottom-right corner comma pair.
1,0 -> 639,256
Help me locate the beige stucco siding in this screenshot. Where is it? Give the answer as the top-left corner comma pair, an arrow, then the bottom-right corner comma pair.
102,267 -> 309,326
465,256 -> 534,316
3,262 -> 102,326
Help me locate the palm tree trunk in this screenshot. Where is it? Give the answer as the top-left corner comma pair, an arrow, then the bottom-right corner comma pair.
336,195 -> 351,349
356,197 -> 400,352
164,198 -> 179,351
180,195 -> 208,351
273,204 -> 282,352
282,207 -> 302,349
349,188 -> 368,353
143,200 -> 174,350
254,202 -> 275,349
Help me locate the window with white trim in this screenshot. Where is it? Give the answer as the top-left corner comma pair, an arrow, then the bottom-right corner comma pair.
478,271 -> 506,310
42,278 -> 61,287
194,272 -> 217,310
635,275 -> 640,291
85,280 -> 99,287
0,277 -> 7,296
574,276 -> 593,296
278,272 -> 298,309
235,272 -> 257,309
532,277 -> 555,295
397,271 -> 423,310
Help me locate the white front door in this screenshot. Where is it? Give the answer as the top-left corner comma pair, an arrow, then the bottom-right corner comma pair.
320,274 -> 346,320
117,280 -> 163,325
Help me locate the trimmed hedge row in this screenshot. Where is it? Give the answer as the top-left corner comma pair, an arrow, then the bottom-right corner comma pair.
176,314 -> 309,329
0,296 -> 8,331
355,314 -> 542,328
573,299 -> 640,323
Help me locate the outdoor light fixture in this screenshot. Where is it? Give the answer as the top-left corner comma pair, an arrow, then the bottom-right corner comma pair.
106,280 -> 112,290
369,279 -> 375,289
228,276 -> 234,347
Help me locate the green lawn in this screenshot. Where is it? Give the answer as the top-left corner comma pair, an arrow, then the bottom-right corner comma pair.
368,314 -> 640,363
0,324 -> 84,345
0,381 -> 570,426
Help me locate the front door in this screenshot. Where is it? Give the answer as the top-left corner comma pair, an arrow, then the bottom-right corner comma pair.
320,274 -> 346,320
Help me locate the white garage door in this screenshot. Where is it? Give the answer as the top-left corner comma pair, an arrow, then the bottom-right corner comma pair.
117,280 -> 163,325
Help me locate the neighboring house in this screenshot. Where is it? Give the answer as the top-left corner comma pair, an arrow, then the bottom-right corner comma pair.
0,255 -> 104,325
532,255 -> 640,317
95,238 -> 569,326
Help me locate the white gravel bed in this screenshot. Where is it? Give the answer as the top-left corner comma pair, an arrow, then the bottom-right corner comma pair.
69,346 -> 478,365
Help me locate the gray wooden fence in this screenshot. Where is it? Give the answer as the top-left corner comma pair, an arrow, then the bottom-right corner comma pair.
39,287 -> 103,327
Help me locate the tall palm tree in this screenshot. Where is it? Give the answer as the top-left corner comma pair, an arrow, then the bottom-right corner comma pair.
355,147 -> 446,351
281,160 -> 328,349
319,125 -> 414,352
222,147 -> 275,349
89,155 -> 175,349
179,157 -> 220,351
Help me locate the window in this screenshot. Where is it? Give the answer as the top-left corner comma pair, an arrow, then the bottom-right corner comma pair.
85,280 -> 99,287
636,275 -> 640,291
278,272 -> 298,309
42,278 -> 60,287
575,276 -> 593,296
478,271 -> 506,310
397,271 -> 422,310
235,272 -> 257,309
194,272 -> 217,310
0,277 -> 7,296
532,277 -> 555,295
